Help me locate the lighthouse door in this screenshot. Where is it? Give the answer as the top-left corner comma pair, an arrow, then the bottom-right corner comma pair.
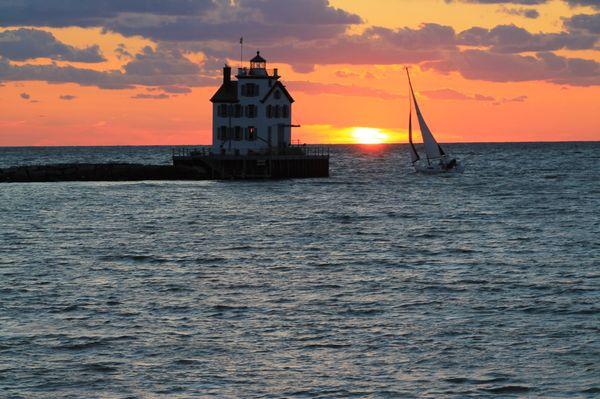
277,125 -> 285,148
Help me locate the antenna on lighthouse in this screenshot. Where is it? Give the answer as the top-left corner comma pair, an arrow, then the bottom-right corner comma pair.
239,36 -> 243,68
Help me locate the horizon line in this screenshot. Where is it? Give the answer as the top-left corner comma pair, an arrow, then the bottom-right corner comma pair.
1,140 -> 599,148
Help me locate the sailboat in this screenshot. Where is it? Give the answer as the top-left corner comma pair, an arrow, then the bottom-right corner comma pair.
406,68 -> 464,174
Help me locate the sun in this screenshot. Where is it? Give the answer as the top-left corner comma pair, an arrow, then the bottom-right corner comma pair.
351,127 -> 389,144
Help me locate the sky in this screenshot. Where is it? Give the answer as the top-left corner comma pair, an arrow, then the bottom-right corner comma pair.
0,0 -> 599,146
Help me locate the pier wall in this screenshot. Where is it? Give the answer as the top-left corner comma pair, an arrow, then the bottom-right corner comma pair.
0,163 -> 208,183
173,155 -> 329,179
1,152 -> 329,183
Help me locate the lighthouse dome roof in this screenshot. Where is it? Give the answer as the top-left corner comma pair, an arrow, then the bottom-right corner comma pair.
250,51 -> 266,63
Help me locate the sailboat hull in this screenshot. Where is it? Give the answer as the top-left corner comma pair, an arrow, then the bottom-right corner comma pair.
414,160 -> 464,174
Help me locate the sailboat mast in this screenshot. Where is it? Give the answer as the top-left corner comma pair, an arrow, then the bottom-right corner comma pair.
407,68 -> 427,165
406,67 -> 415,101
407,71 -> 420,164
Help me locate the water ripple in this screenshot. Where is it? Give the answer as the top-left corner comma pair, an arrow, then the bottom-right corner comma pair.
1,143 -> 599,397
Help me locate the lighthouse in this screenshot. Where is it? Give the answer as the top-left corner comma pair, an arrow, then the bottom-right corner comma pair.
172,51 -> 328,179
210,51 -> 294,155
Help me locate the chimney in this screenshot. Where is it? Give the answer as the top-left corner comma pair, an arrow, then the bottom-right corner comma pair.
223,65 -> 231,84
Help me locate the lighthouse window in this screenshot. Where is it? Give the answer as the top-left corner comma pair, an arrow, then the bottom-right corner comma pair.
246,126 -> 257,141
245,104 -> 257,118
274,90 -> 281,100
234,126 -> 242,141
282,104 -> 289,118
218,104 -> 228,117
242,83 -> 259,97
219,126 -> 228,140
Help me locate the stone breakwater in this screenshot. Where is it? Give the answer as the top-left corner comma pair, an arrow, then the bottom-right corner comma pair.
0,163 -> 208,182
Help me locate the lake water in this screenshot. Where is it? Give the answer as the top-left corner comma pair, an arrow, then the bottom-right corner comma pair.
1,143 -> 599,398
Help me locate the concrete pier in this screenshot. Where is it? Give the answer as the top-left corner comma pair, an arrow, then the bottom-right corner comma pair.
0,163 -> 208,183
0,153 -> 329,183
172,146 -> 329,179
0,146 -> 329,183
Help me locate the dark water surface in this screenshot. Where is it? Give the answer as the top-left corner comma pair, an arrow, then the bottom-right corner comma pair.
1,143 -> 599,398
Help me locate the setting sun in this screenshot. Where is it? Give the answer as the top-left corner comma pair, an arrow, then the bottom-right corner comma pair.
351,127 -> 389,144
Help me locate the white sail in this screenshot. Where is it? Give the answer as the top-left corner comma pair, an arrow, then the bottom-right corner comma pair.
406,70 -> 444,160
408,98 -> 420,163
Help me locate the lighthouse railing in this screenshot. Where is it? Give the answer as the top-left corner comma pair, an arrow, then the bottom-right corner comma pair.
287,143 -> 330,157
172,144 -> 329,158
236,67 -> 278,77
172,147 -> 210,158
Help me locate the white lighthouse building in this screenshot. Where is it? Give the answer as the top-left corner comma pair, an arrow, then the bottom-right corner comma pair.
173,51 -> 327,178
210,51 -> 294,155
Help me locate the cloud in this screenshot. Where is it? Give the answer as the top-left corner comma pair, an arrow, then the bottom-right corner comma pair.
0,1 -> 596,89
447,0 -> 548,4
131,93 -> 170,99
291,63 -> 317,73
146,84 -> 192,93
59,94 -> 77,100
523,9 -> 540,18
457,24 -> 597,53
475,94 -> 497,101
423,49 -> 600,86
114,43 -> 133,60
120,0 -> 360,44
160,85 -> 192,93
0,0 -> 361,45
260,21 -> 598,86
565,0 -> 600,9
498,6 -> 540,18
421,88 -> 495,101
333,69 -> 377,80
262,20 -> 596,66
420,88 -> 529,104
335,70 -> 360,78
287,80 -> 402,100
124,45 -> 200,77
259,24 -> 457,72
361,23 -> 456,50
247,0 -> 362,25
563,13 -> 600,34
0,58 -> 131,89
20,92 -> 30,99
0,45 -> 218,89
0,28 -> 105,62
491,95 -> 528,105
507,95 -> 527,102
0,0 -> 216,27
451,0 -> 599,8
0,0 -> 362,32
